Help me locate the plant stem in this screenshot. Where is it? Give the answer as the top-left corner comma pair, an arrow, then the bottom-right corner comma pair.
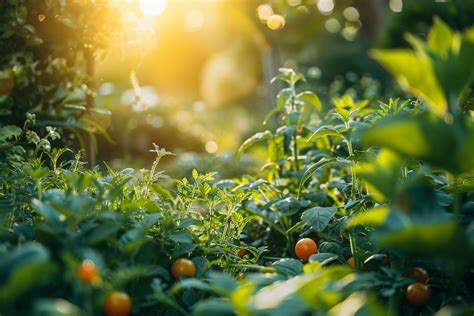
293,130 -> 300,171
453,175 -> 461,223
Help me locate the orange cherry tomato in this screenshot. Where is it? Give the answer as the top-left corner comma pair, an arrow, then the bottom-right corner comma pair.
406,282 -> 431,306
347,257 -> 355,269
237,248 -> 248,258
78,259 -> 98,283
171,258 -> 196,278
295,238 -> 318,261
406,267 -> 429,284
103,291 -> 132,316
297,128 -> 303,135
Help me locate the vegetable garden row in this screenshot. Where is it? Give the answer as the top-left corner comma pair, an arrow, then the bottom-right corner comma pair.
1,1 -> 474,315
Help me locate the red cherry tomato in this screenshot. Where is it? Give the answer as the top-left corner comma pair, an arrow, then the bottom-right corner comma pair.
406,267 -> 429,284
78,259 -> 98,283
237,248 -> 248,258
103,291 -> 132,316
295,238 -> 318,261
171,258 -> 196,278
406,282 -> 431,306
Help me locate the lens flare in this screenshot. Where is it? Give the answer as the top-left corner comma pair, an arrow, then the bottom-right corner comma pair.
139,0 -> 167,17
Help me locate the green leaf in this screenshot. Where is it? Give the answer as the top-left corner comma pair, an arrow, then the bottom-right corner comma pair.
237,130 -> 272,158
86,224 -> 120,244
173,243 -> 197,257
301,207 -> 338,232
0,244 -> 56,303
346,206 -> 389,228
356,150 -> 403,202
272,258 -> 303,277
371,49 -> 446,115
31,199 -> 64,226
298,158 -> 337,196
361,115 -> 461,173
0,125 -> 22,143
379,221 -> 474,262
308,253 -> 339,266
192,299 -> 235,316
169,231 -> 194,244
297,91 -> 321,112
173,279 -> 212,293
308,126 -> 344,142
428,17 -> 453,55
33,299 -> 81,316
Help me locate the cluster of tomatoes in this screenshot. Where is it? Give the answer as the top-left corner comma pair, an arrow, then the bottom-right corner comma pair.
75,239 -> 430,315
76,257 -> 197,316
292,238 -> 431,307
405,267 -> 431,306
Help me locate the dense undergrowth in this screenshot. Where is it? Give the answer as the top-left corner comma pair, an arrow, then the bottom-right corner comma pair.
1,13 -> 474,316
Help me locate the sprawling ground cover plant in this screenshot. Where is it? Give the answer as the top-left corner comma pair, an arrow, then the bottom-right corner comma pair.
1,17 -> 474,316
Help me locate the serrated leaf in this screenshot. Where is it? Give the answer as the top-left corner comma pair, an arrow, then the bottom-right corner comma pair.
0,125 -> 22,143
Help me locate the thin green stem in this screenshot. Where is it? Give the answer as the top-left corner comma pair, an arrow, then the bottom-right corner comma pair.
453,175 -> 461,223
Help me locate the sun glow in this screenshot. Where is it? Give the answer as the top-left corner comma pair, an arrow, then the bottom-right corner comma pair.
139,0 -> 168,16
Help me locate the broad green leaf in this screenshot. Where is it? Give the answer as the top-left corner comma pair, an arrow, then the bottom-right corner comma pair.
308,253 -> 339,266
192,299 -> 236,316
33,299 -> 81,316
0,244 -> 56,303
428,17 -> 453,55
298,158 -> 337,196
237,130 -> 272,158
308,126 -> 345,142
173,279 -> 212,293
356,150 -> 403,202
371,49 -> 446,115
346,206 -> 390,228
272,258 -> 303,277
361,115 -> 459,173
173,243 -> 197,257
297,91 -> 322,112
0,125 -> 22,143
301,207 -> 338,232
169,231 -> 194,244
379,221 -> 473,261
86,223 -> 120,244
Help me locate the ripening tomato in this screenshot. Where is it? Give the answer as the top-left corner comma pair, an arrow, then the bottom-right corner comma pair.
171,258 -> 196,278
237,248 -> 248,258
347,257 -> 355,269
295,238 -> 318,261
78,259 -> 98,283
406,267 -> 429,284
406,282 -> 431,306
297,128 -> 303,135
103,291 -> 132,316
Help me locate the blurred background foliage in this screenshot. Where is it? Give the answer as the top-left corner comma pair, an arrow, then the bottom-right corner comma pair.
1,0 -> 474,178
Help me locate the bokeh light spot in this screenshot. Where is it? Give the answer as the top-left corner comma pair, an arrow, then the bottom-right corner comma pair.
389,0 -> 403,12
205,141 -> 218,154
139,0 -> 167,17
317,0 -> 334,15
267,15 -> 286,30
325,18 -> 341,33
257,4 -> 274,22
343,7 -> 360,21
